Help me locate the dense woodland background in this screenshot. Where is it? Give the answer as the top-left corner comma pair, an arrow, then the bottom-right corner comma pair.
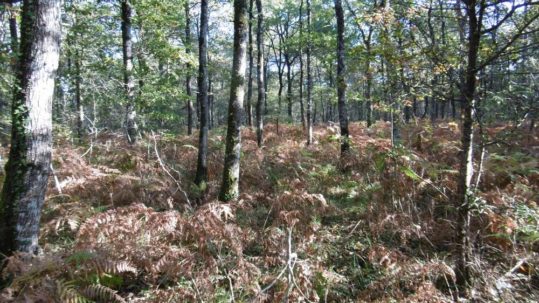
0,0 -> 538,302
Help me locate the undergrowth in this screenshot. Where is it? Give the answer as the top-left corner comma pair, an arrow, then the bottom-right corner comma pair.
1,121 -> 537,302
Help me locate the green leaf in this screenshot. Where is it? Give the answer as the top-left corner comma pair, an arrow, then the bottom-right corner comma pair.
401,166 -> 422,181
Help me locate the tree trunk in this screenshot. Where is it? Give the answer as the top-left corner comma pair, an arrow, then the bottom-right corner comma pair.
246,0 -> 254,127
298,0 -> 306,130
334,0 -> 349,155
195,0 -> 210,188
455,0 -> 482,296
423,96 -> 429,119
306,0 -> 313,145
209,72 -> 214,130
2,3 -> 19,115
269,32 -> 284,134
219,0 -> 248,201
365,49 -> 373,127
75,52 -> 83,142
264,53 -> 269,115
185,0 -> 194,135
121,0 -> 137,144
255,0 -> 264,147
277,44 -> 284,134
286,55 -> 293,120
8,3 -> 18,57
0,0 -> 61,256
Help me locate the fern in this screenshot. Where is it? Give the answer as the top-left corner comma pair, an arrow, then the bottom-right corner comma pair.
81,284 -> 125,303
91,259 -> 137,276
56,280 -> 92,303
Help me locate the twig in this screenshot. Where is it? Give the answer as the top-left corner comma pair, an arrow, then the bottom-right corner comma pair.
504,258 -> 528,277
80,140 -> 94,158
225,269 -> 236,303
262,203 -> 274,230
151,130 -> 192,207
191,278 -> 204,303
251,228 -> 297,302
50,163 -> 62,194
284,227 -> 295,303
289,262 -> 314,303
251,263 -> 288,302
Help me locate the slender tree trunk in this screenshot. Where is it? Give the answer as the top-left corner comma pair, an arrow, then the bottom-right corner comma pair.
451,91 -> 457,119
277,48 -> 284,134
413,96 -> 417,117
306,0 -> 313,145
365,50 -> 373,127
270,32 -> 284,134
264,54 -> 269,115
299,0 -> 306,130
219,0 -> 248,201
2,3 -> 18,115
195,0 -> 210,188
455,0 -> 483,296
246,0 -> 254,127
121,0 -> 137,144
209,72 -> 214,130
255,0 -> 264,147
0,0 -> 61,256
75,51 -> 83,141
8,3 -> 18,58
334,0 -> 349,155
185,0 -> 194,135
286,55 -> 293,120
423,96 -> 429,119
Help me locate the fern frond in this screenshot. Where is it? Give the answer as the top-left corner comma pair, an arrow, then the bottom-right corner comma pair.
56,280 -> 91,303
91,260 -> 137,275
81,284 -> 125,303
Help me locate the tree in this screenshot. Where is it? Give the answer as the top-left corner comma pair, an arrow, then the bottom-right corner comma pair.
185,0 -> 194,135
454,0 -> 480,294
0,2 -> 19,113
195,0 -> 210,188
255,0 -> 264,147
334,0 -> 349,155
121,0 -> 137,144
246,0 -> 254,127
306,0 -> 313,145
298,0 -> 305,130
0,0 -> 62,255
219,0 -> 249,201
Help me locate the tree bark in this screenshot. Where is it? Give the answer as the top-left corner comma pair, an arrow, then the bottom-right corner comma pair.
2,3 -> 19,114
121,0 -> 137,144
334,0 -> 350,155
8,3 -> 18,56
285,56 -> 294,120
0,0 -> 61,255
185,0 -> 194,135
209,72 -> 214,130
255,0 -> 264,147
195,0 -> 210,188
298,0 -> 306,130
269,32 -> 285,134
219,0 -> 248,201
246,0 -> 254,127
455,0 -> 483,296
306,0 -> 313,145
75,49 -> 83,142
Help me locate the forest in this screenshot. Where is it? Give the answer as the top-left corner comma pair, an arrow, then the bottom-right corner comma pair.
0,0 -> 537,302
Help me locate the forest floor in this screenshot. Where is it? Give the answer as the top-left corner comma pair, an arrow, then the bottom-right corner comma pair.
0,121 -> 538,302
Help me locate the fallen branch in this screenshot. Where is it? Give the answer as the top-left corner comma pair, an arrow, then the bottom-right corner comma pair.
151,130 -> 192,208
